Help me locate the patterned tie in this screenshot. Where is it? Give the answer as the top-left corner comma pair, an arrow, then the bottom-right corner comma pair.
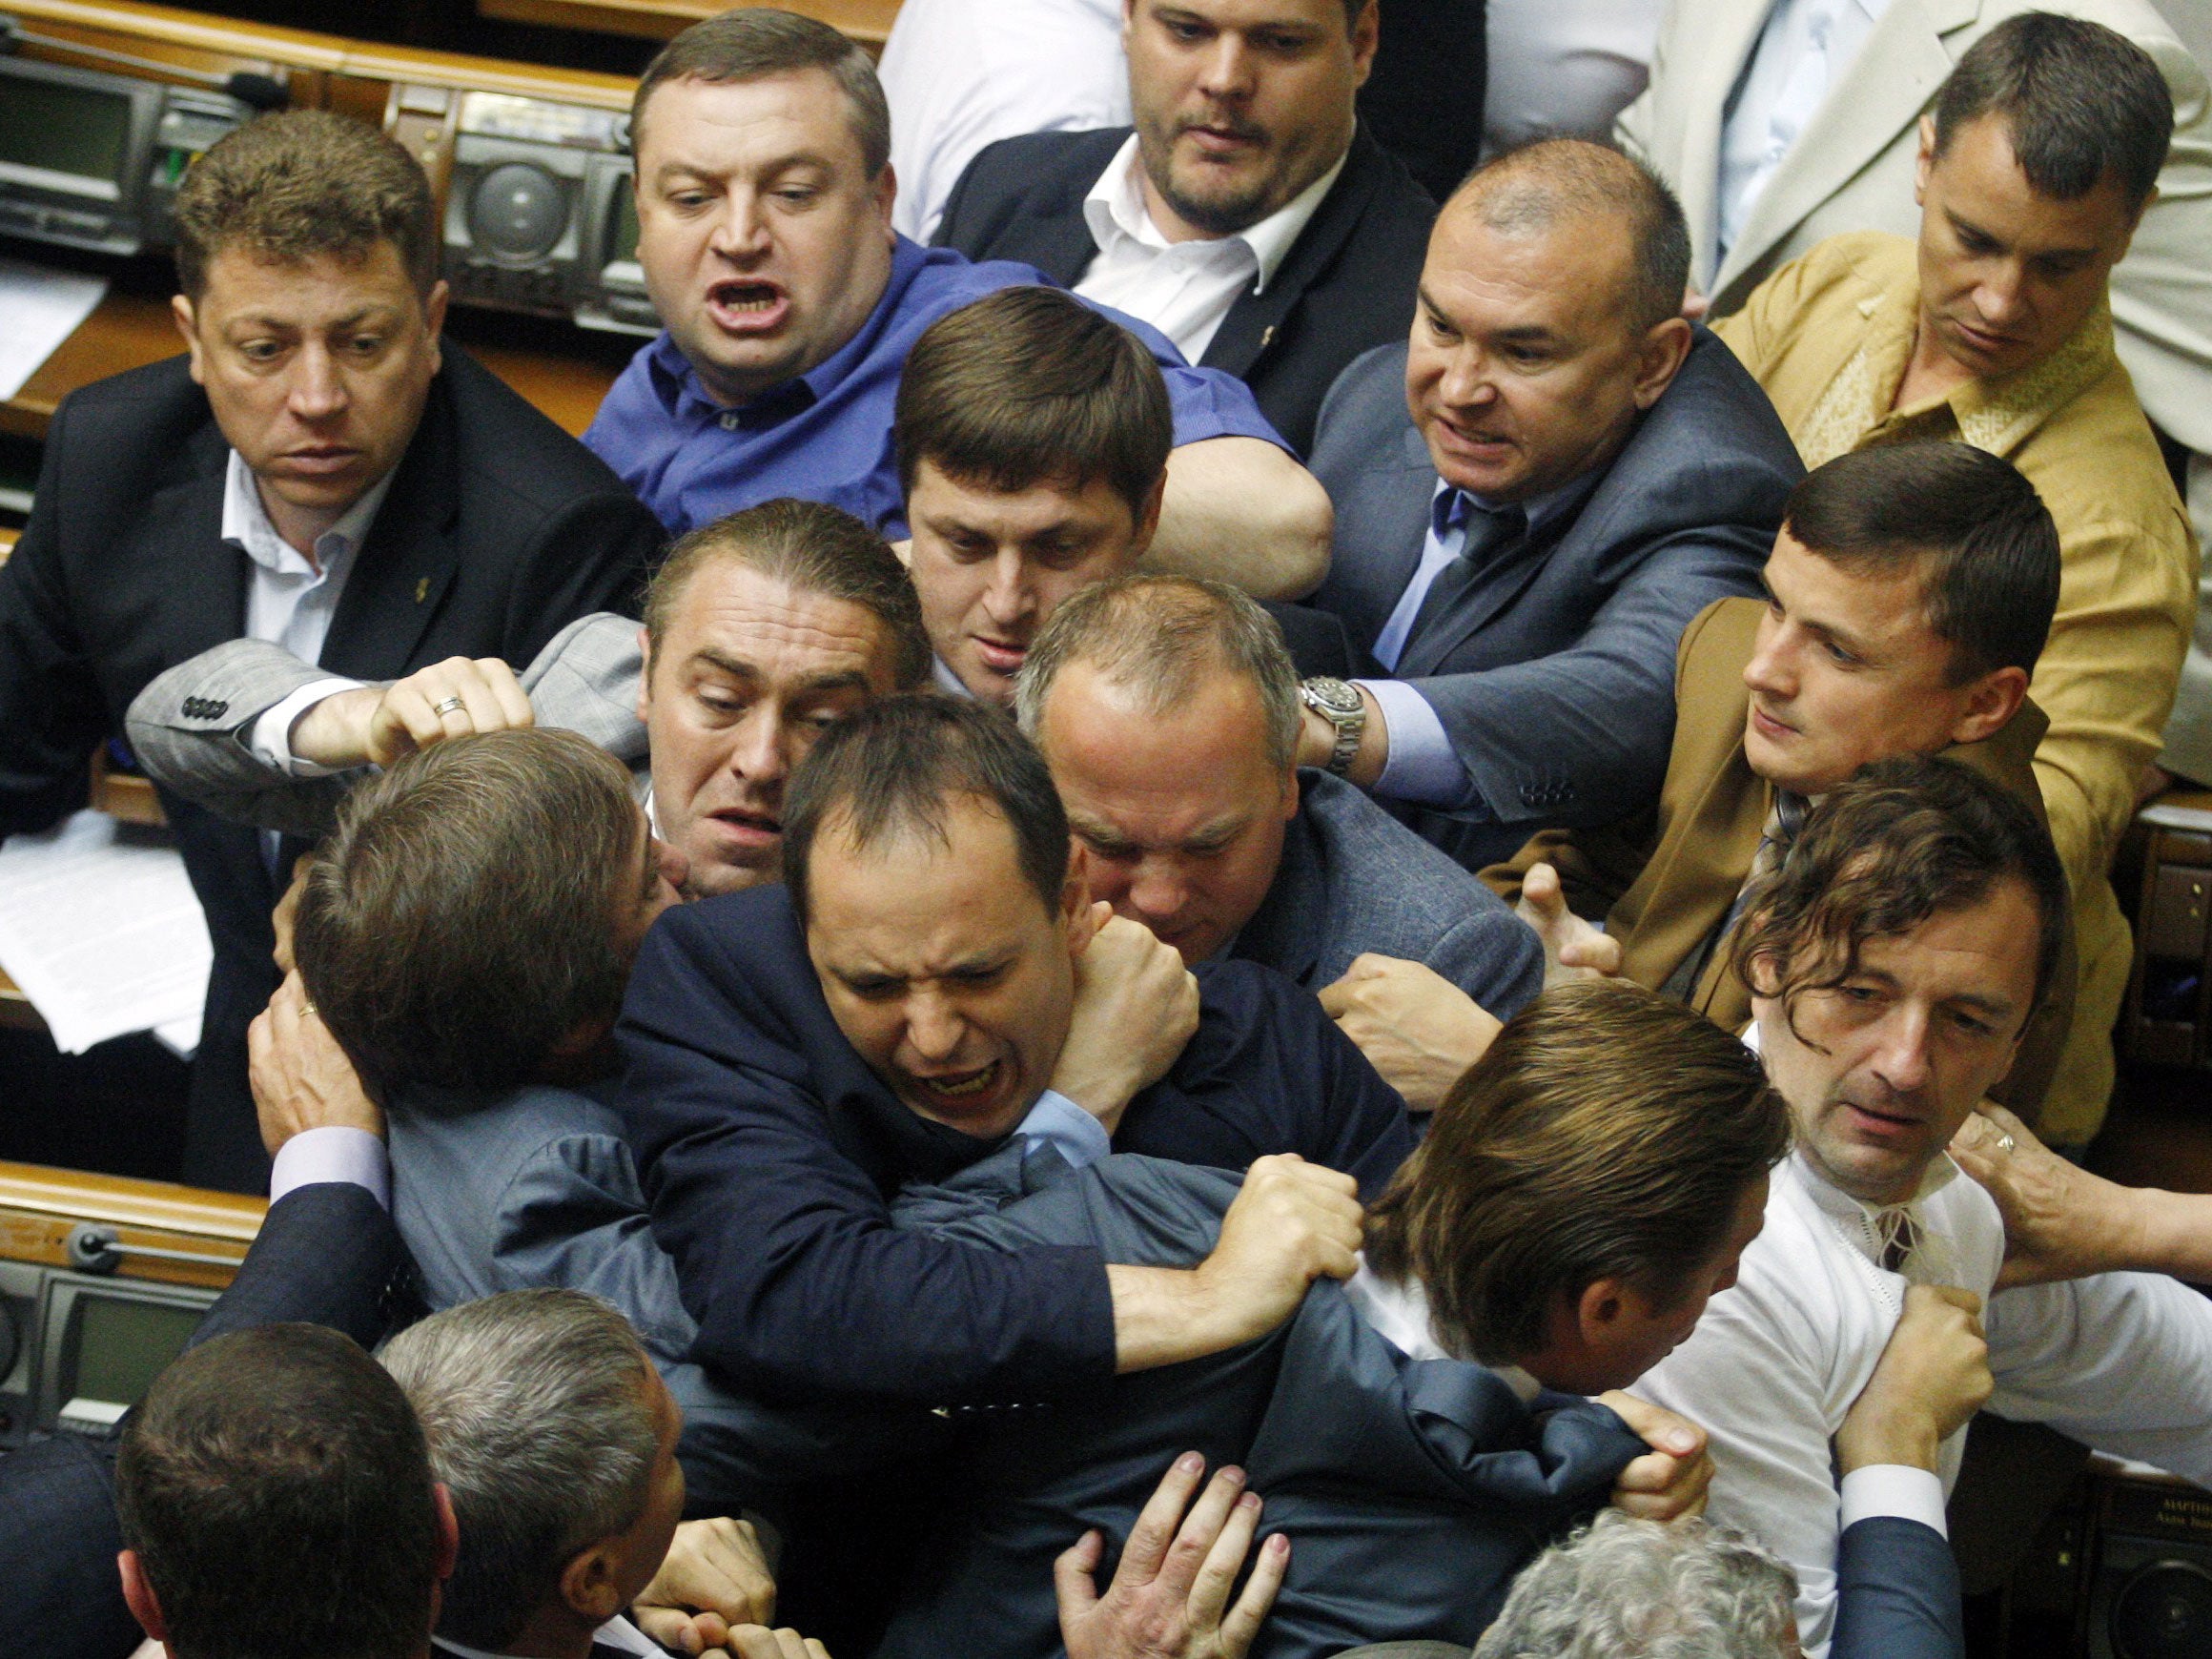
1403,493 -> 1529,666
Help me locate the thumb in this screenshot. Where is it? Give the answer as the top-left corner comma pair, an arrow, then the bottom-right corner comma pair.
631,1607 -> 707,1655
1055,1530 -> 1104,1623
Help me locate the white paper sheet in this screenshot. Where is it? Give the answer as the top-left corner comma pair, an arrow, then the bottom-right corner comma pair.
0,255 -> 109,401
0,810 -> 212,1055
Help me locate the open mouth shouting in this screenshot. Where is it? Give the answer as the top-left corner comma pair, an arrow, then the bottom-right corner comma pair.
901,1056 -> 1014,1122
706,277 -> 789,335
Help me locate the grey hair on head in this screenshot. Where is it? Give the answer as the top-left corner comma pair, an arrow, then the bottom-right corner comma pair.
1472,1510 -> 1799,1658
377,1289 -> 664,1652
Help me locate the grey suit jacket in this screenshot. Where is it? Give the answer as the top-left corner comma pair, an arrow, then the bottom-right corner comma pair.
874,1147 -> 1645,1659
1305,333 -> 1801,870
1236,770 -> 1543,1018
123,611 -> 646,836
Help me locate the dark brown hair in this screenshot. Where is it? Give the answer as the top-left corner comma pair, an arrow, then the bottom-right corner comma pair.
116,1323 -> 440,1659
1731,754 -> 2069,1041
295,729 -> 642,1094
631,8 -> 890,175
644,497 -> 932,690
1365,980 -> 1788,1364
781,693 -> 1070,923
895,286 -> 1174,521
173,110 -> 438,299
1783,441 -> 2059,684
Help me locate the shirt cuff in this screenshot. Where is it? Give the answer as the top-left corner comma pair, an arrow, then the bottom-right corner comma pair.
1356,679 -> 1474,808
249,677 -> 369,777
1838,1464 -> 1948,1538
1016,1089 -> 1111,1171
269,1126 -> 391,1211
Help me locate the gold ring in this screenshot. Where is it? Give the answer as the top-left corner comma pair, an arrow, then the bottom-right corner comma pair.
300,1000 -> 317,1015
431,696 -> 466,717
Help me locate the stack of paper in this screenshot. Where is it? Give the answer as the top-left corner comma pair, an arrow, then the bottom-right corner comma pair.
0,256 -> 108,402
0,810 -> 212,1055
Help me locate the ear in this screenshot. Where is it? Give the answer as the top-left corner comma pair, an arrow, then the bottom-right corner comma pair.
1349,0 -> 1382,83
433,1484 -> 460,1582
559,1537 -> 631,1626
1574,1277 -> 1629,1346
1131,470 -> 1168,562
1631,317 -> 1695,410
1063,850 -> 1105,950
1915,114 -> 1937,208
635,626 -> 656,726
118,1550 -> 167,1644
171,294 -> 206,385
1279,761 -> 1301,822
421,278 -> 450,373
873,160 -> 899,243
1945,665 -> 2029,748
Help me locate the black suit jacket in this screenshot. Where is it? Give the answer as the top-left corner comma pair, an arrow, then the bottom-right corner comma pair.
0,348 -> 664,1191
0,1181 -> 405,1659
933,122 -> 1435,456
616,885 -> 1415,1407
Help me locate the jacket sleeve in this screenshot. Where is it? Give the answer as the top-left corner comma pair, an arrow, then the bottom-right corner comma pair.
192,1181 -> 403,1351
0,396 -> 108,836
1425,903 -> 1545,1019
617,911 -> 1118,1405
123,639 -> 352,835
1830,1516 -> 1963,1659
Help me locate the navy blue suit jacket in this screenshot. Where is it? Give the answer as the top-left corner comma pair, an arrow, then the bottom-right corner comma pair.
1301,332 -> 1800,870
616,885 -> 1415,1407
0,1181 -> 405,1659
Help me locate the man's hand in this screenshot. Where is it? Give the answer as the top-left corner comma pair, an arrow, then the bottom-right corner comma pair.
290,655 -> 533,769
1951,1107 -> 2134,1289
1055,1453 -> 1287,1659
1051,907 -> 1200,1135
722,1629 -> 830,1659
1515,863 -> 1621,987
1835,1285 -> 1991,1474
1319,954 -> 1501,1113
249,972 -> 382,1157
1597,1392 -> 1713,1521
631,1517 -> 778,1655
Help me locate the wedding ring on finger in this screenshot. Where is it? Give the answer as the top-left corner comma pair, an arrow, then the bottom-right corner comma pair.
431,696 -> 466,717
1996,1133 -> 2017,1154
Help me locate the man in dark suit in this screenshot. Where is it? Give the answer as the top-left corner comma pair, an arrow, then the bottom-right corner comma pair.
0,110 -> 663,1193
1291,139 -> 1802,872
1013,572 -> 1541,1110
620,693 -> 1415,1409
932,0 -> 1436,456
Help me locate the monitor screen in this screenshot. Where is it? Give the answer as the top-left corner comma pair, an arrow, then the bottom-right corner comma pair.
0,77 -> 134,195
609,183 -> 640,268
73,1296 -> 200,1410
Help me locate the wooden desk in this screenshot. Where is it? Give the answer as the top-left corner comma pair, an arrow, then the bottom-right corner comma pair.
478,0 -> 902,49
0,286 -> 625,442
0,1159 -> 261,1289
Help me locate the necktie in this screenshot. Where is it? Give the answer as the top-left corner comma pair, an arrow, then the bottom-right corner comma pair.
1404,495 -> 1529,662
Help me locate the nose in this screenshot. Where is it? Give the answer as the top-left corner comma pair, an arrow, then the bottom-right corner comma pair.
1974,263 -> 2028,327
1742,622 -> 1795,701
980,548 -> 1034,628
707,189 -> 771,262
286,343 -> 348,421
726,705 -> 789,788
1126,858 -> 1190,932
1436,347 -> 1496,412
904,987 -> 967,1063
1868,1006 -> 1934,1098
1195,31 -> 1258,101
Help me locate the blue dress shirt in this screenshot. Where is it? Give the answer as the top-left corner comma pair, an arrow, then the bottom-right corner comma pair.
584,236 -> 1284,538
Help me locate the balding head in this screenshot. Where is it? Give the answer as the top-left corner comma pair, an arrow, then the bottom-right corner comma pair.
1447,140 -> 1690,334
1406,139 -> 1696,502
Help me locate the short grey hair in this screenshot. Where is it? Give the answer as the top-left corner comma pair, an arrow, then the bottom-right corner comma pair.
1471,1512 -> 1799,1659
1014,574 -> 1301,771
377,1291 -> 664,1652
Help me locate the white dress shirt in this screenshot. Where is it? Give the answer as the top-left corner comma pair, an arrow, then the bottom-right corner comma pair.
1073,133 -> 1346,366
1714,0 -> 1896,268
1634,1144 -> 2212,1657
432,1613 -> 660,1658
880,0 -> 1130,244
1341,1256 -> 1543,1401
222,448 -> 392,776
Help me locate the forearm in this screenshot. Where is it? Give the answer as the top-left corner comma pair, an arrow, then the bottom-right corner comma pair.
2127,1188 -> 2212,1282
1148,437 -> 1333,601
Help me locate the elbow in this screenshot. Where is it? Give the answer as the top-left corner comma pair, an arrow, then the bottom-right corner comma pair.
1256,464 -> 1334,602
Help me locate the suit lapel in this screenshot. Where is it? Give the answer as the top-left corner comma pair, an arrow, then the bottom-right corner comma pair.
161,451 -> 252,666
1716,0 -> 1981,295
317,374 -> 458,679
1022,193 -> 1104,288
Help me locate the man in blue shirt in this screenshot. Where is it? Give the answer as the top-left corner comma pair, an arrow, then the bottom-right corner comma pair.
589,9 -> 1335,601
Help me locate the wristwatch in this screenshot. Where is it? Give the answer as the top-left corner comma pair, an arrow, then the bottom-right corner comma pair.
1300,677 -> 1367,779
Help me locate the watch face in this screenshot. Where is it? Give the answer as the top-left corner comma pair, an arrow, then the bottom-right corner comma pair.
1305,678 -> 1362,716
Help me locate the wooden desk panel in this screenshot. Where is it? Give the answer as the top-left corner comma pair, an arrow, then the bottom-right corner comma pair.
478,0 -> 901,48
0,1158 -> 261,1289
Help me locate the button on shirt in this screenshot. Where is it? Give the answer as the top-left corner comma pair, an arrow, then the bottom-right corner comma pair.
584,236 -> 1284,540
1073,133 -> 1346,365
1715,0 -> 1895,272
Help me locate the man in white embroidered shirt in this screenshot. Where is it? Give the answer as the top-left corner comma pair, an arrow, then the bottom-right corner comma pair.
1632,753 -> 2212,1658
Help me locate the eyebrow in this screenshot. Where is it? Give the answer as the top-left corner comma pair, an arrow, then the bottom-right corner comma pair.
228,304 -> 394,332
1946,208 -> 2099,264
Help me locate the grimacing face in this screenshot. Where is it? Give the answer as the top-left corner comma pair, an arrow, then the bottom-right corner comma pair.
174,242 -> 446,548
805,793 -> 1096,1139
1912,112 -> 2140,385
1039,658 -> 1297,963
1753,878 -> 2041,1210
632,70 -> 896,407
908,461 -> 1159,706
1123,0 -> 1376,238
1741,532 -> 2021,796
639,559 -> 905,898
1405,202 -> 1687,503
